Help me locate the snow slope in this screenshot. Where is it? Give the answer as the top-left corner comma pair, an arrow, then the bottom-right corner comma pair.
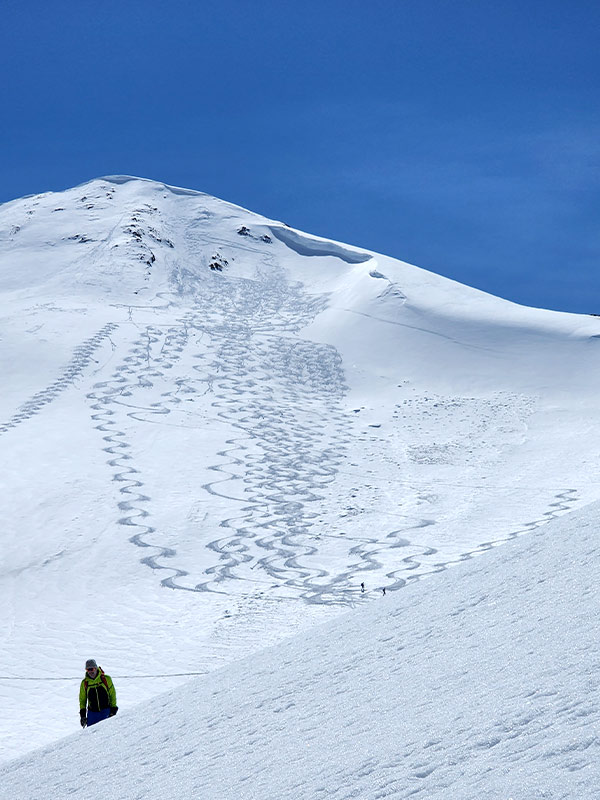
3,497 -> 600,799
1,175 -> 600,781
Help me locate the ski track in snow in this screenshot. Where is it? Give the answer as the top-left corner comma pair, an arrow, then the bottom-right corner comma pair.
0,323 -> 118,435
82,250 -> 579,607
1,192 -> 582,609
0,186 -> 583,613
383,487 -> 579,587
3,178 -> 600,774
5,495 -> 600,799
86,260 -> 361,604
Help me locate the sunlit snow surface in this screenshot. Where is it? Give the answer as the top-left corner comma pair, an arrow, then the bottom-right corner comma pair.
2,177 -> 600,794
4,500 -> 600,798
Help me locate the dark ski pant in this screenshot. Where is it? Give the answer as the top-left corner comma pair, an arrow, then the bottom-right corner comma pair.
87,708 -> 111,726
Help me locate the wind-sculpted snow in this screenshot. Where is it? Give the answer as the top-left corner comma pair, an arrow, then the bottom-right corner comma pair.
268,225 -> 371,263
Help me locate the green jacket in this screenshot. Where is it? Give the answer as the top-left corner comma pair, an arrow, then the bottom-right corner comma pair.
79,668 -> 117,712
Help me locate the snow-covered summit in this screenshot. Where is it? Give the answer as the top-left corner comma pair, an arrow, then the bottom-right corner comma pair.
2,177 -> 600,792
3,175 -> 597,399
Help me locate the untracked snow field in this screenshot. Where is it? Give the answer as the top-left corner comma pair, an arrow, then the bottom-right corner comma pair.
2,177 -> 600,795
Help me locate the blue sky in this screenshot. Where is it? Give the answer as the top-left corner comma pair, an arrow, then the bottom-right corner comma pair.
2,0 -> 599,313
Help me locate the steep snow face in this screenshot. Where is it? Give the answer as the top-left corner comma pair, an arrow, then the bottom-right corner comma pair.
1,176 -> 600,763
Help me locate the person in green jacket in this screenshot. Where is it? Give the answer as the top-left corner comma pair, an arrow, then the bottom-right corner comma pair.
79,659 -> 118,728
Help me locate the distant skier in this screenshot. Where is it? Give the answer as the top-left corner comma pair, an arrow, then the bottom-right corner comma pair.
360,582 -> 365,593
382,587 -> 386,596
79,659 -> 118,728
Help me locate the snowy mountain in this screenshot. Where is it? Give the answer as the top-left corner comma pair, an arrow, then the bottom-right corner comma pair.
2,176 -> 600,796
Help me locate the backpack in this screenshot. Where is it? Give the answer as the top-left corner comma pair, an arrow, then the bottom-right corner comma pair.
83,669 -> 109,693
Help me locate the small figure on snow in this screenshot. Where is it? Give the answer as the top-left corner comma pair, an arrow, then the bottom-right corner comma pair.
79,659 -> 118,728
360,582 -> 365,593
382,587 -> 386,596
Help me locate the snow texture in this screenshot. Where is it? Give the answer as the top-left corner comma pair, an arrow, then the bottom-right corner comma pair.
1,176 -> 600,797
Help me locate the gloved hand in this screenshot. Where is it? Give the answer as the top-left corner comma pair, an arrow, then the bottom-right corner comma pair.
80,709 -> 87,728
109,706 -> 118,717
